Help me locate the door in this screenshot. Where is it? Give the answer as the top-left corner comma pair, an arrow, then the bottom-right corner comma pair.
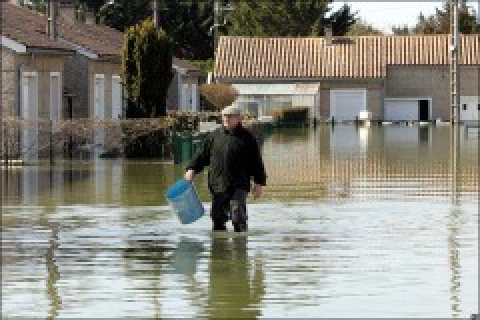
385,99 -> 418,121
21,71 -> 39,162
419,100 -> 429,121
330,89 -> 367,122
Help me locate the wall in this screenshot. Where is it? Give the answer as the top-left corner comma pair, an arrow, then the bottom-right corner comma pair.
88,60 -> 122,119
318,80 -> 384,120
63,53 -> 89,118
1,48 -> 64,118
1,48 -> 16,117
386,65 -> 480,120
166,69 -> 180,111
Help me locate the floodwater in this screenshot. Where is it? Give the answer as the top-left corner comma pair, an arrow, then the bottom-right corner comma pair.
1,124 -> 478,318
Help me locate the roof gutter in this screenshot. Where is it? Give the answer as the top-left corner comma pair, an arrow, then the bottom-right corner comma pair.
216,77 -> 386,83
26,46 -> 75,55
57,37 -> 98,59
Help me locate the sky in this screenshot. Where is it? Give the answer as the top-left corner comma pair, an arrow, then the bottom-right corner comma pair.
332,1 -> 480,34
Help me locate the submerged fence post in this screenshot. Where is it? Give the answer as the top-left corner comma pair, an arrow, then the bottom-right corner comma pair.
3,123 -> 8,167
50,119 -> 54,166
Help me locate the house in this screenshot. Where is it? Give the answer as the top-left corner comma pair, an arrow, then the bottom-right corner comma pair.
168,58 -> 205,113
215,35 -> 479,122
1,2 -> 75,160
1,2 -> 205,160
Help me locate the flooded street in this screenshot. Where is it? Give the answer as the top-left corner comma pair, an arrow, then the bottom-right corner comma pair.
1,125 -> 478,318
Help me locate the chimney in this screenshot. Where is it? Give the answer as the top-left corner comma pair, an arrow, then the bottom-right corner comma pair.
47,0 -> 57,39
85,8 -> 95,25
57,1 -> 76,24
324,26 -> 332,46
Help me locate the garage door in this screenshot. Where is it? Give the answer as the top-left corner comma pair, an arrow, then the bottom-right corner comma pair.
460,96 -> 479,121
331,89 -> 366,121
385,99 -> 420,121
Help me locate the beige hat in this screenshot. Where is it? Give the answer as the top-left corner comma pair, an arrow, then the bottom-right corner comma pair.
221,105 -> 242,116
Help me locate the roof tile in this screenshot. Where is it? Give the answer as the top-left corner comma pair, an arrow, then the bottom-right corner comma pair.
215,35 -> 480,79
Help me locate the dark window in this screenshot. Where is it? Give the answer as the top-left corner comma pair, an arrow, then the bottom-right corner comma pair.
478,104 -> 480,111
462,104 -> 467,111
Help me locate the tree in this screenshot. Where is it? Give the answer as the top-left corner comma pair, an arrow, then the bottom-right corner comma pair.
19,0 -> 46,13
227,0 -> 357,37
81,0 -> 106,15
391,24 -> 412,35
156,1 -> 214,60
122,18 -> 173,118
98,1 -> 214,60
97,0 -> 151,32
347,19 -> 384,36
392,1 -> 479,35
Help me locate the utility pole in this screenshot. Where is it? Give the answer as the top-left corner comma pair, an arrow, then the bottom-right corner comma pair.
213,0 -> 219,58
211,0 -> 234,82
151,0 -> 159,29
449,0 -> 461,204
477,0 -> 480,33
449,0 -> 460,124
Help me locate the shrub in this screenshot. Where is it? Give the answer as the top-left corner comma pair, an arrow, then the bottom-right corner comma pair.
200,83 -> 238,111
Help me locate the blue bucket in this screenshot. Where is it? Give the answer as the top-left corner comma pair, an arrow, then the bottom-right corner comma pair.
165,179 -> 205,224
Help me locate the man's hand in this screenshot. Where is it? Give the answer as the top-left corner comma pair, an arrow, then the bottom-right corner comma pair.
185,169 -> 195,182
252,183 -> 263,199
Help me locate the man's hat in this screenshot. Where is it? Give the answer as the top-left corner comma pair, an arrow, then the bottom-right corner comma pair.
221,105 -> 242,116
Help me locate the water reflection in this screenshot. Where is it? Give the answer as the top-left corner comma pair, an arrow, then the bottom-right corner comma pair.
1,125 -> 478,318
448,207 -> 462,318
263,125 -> 478,201
170,237 -> 204,276
207,235 -> 265,319
1,126 -> 478,206
46,222 -> 61,320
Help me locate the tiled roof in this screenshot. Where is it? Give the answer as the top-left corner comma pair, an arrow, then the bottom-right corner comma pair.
57,16 -> 124,57
1,3 -> 74,52
173,57 -> 205,75
2,2 -> 206,71
215,35 -> 480,79
1,2 -> 122,57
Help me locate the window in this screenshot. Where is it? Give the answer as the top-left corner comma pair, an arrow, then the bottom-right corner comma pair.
462,104 -> 467,111
478,104 -> 480,111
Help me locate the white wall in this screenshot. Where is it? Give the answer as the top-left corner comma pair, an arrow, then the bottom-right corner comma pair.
460,96 -> 479,121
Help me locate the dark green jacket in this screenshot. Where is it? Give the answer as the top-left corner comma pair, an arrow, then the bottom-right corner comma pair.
186,125 -> 267,195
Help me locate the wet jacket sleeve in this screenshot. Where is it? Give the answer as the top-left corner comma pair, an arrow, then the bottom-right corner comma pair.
249,136 -> 267,186
186,134 -> 212,174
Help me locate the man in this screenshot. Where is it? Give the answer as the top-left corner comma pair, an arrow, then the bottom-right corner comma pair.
184,105 -> 267,232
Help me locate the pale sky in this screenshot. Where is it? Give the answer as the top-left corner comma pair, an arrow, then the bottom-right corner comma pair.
332,1 -> 480,34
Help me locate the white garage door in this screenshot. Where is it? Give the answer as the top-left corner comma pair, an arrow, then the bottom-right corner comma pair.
385,99 -> 418,121
331,89 -> 366,122
460,96 -> 479,121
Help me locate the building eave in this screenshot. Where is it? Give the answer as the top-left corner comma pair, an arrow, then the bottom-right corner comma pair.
216,77 -> 386,83
58,36 -> 98,59
1,36 -> 27,53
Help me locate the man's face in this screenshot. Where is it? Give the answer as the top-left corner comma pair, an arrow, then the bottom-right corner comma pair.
222,114 -> 241,129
